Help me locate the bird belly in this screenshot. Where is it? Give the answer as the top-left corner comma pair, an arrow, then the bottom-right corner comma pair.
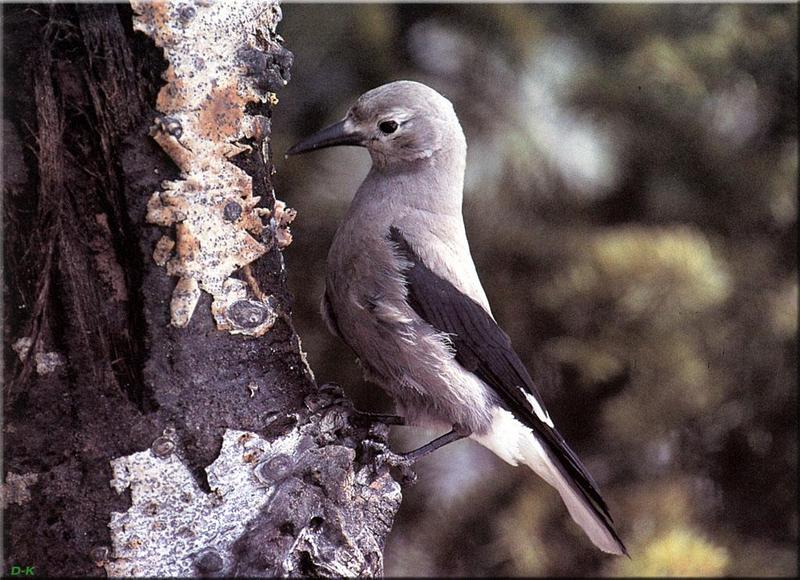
329,282 -> 496,433
326,217 -> 496,433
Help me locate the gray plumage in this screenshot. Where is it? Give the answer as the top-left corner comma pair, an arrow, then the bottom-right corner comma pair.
287,80 -> 626,556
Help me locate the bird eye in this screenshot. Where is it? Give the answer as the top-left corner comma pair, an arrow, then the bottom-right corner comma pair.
379,120 -> 398,134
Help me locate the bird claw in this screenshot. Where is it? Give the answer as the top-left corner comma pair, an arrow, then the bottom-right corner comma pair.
362,440 -> 418,485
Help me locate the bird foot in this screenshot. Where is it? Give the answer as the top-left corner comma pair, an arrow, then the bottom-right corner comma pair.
362,440 -> 418,485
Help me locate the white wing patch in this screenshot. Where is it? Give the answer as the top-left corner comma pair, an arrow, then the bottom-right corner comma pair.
521,387 -> 554,428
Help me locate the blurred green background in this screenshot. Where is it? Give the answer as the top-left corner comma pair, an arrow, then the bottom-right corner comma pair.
271,3 -> 797,577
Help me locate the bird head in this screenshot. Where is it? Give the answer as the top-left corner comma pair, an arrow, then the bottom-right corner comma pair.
286,80 -> 465,170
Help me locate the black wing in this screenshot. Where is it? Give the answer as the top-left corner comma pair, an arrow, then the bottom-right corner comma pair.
389,226 -> 622,542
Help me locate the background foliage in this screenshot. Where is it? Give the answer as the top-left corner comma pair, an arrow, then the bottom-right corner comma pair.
271,4 -> 797,576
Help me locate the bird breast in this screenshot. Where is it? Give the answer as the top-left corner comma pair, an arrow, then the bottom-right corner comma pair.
324,204 -> 497,432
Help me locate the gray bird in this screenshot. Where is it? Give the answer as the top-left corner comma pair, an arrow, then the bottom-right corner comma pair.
287,80 -> 626,556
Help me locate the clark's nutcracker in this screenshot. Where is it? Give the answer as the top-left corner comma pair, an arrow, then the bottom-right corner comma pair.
287,80 -> 626,555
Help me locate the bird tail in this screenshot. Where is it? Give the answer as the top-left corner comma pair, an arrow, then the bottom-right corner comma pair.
473,410 -> 627,555
517,429 -> 627,556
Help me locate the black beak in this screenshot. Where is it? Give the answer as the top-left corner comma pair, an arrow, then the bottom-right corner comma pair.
286,119 -> 364,156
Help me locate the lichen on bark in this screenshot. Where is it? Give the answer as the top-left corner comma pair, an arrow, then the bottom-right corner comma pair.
131,0 -> 295,332
3,2 -> 400,576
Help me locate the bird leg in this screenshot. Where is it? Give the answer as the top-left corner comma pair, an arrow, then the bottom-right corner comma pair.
401,425 -> 471,462
363,425 -> 471,484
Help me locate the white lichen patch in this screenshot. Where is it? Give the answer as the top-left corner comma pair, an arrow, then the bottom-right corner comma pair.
1,471 -> 39,509
272,199 -> 297,249
152,235 -> 175,267
11,337 -> 33,361
12,336 -> 65,375
131,0 -> 295,332
34,351 -> 65,375
106,427 -> 304,577
210,277 -> 278,335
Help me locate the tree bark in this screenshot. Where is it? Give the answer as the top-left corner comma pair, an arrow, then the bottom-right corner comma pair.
2,3 -> 399,576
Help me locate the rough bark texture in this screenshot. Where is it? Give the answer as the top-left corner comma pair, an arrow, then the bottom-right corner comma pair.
2,3 -> 399,576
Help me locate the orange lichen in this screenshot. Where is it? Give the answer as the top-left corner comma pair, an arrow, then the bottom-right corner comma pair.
197,84 -> 246,141
132,0 -> 292,333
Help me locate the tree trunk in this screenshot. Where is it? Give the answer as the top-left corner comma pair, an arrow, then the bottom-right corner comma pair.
2,3 -> 399,576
